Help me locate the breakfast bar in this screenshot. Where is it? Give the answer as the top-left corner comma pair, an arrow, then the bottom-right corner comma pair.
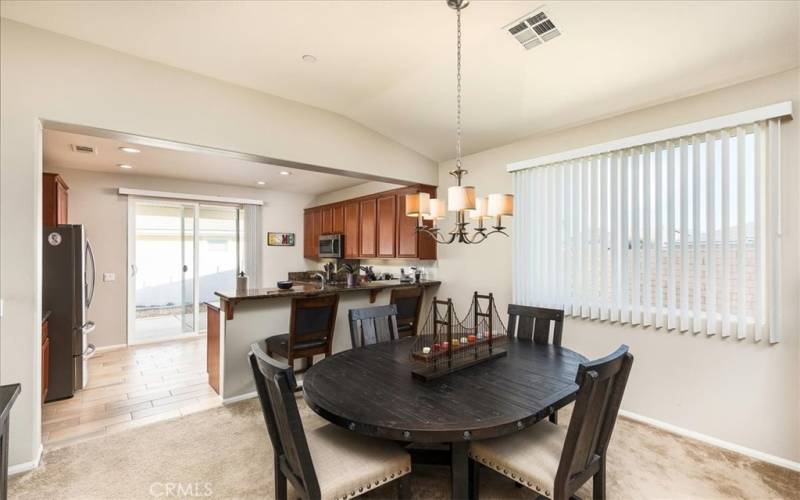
211,280 -> 440,402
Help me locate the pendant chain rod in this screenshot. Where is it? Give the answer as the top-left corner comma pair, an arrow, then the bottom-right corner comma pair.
455,4 -> 463,181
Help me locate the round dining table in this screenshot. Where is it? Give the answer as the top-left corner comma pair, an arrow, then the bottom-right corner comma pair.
303,336 -> 587,499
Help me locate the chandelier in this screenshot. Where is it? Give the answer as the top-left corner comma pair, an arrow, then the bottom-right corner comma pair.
405,0 -> 513,245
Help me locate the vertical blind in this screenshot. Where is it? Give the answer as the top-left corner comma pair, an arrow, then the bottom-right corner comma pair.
243,204 -> 263,289
512,119 -> 782,342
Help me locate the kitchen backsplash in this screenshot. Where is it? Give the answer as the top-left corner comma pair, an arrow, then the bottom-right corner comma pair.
293,258 -> 439,281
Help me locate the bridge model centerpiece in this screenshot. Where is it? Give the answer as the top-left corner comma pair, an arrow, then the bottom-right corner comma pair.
410,292 -> 507,381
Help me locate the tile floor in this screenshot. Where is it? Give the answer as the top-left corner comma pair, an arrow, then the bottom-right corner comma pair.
42,337 -> 220,449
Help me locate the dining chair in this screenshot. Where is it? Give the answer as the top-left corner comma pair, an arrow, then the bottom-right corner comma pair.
507,304 -> 564,346
249,343 -> 412,500
468,345 -> 633,500
348,304 -> 400,348
507,304 -> 565,423
266,294 -> 339,373
389,286 -> 424,338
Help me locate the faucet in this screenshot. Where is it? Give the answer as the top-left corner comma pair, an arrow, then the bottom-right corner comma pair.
313,272 -> 326,287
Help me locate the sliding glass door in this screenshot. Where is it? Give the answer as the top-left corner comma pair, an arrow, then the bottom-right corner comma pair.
129,199 -> 241,344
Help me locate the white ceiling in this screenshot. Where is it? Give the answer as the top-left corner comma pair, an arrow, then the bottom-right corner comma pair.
4,1 -> 799,162
43,129 -> 367,194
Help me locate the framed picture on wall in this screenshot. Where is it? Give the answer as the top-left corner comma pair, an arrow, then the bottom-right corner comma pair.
267,232 -> 295,246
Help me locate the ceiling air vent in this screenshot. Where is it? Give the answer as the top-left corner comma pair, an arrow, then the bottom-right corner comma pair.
504,6 -> 561,50
71,144 -> 97,154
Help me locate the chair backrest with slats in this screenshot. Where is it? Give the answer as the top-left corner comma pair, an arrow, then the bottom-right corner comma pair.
555,345 -> 634,497
507,304 -> 564,346
289,294 -> 340,354
390,286 -> 424,337
249,342 -> 320,498
348,304 -> 400,348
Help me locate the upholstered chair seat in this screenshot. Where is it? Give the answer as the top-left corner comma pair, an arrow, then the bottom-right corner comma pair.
306,424 -> 411,500
468,345 -> 634,500
469,421 -> 566,497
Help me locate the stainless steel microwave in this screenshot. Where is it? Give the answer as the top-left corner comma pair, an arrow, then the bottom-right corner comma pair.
318,234 -> 343,258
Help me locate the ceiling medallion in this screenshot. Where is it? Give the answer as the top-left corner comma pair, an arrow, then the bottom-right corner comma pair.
405,0 -> 513,245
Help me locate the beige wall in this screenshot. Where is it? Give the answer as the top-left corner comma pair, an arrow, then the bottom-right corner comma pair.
0,18 -> 436,467
309,180 -> 406,207
46,167 -> 315,348
435,68 -> 800,462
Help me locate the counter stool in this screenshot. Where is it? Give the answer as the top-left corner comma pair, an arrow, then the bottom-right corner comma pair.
266,294 -> 339,374
389,286 -> 423,338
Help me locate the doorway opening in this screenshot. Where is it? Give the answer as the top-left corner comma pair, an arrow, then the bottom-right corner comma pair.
128,199 -> 243,344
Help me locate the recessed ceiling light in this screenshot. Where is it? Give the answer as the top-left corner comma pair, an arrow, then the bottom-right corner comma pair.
119,146 -> 140,154
301,54 -> 317,63
279,171 -> 291,176
256,181 -> 266,185
118,164 -> 133,170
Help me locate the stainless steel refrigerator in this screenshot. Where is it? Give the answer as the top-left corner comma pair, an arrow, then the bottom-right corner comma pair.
42,225 -> 96,402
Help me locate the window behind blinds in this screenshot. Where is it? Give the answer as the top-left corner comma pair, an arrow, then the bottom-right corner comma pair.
511,118 -> 782,342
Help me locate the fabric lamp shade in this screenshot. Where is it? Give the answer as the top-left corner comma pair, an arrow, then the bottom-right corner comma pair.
405,192 -> 431,217
448,186 -> 476,211
469,197 -> 491,220
487,193 -> 514,217
424,198 -> 447,220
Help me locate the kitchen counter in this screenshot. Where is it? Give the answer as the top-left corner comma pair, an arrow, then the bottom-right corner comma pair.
210,279 -> 440,402
215,279 -> 440,302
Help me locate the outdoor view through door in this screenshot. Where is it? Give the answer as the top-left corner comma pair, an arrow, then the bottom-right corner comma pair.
131,201 -> 243,343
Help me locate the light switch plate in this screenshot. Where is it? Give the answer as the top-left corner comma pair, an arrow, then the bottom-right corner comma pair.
103,273 -> 116,282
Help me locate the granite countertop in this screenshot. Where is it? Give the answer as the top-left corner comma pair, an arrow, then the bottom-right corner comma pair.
215,279 -> 440,301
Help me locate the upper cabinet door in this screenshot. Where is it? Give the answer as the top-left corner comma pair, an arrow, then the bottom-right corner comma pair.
344,202 -> 360,258
359,198 -> 377,258
312,210 -> 323,257
416,186 -> 437,260
377,195 -> 396,258
43,173 -> 69,226
396,190 -> 418,258
303,210 -> 315,258
332,205 -> 345,234
321,207 -> 333,234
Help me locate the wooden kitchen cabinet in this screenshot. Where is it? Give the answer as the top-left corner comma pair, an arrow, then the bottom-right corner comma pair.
377,195 -> 396,258
206,304 -> 220,394
304,209 -> 321,259
304,184 -> 436,260
343,202 -> 360,258
321,207 -> 333,234
359,198 -> 377,258
332,205 -> 345,234
396,186 -> 437,260
42,173 -> 69,226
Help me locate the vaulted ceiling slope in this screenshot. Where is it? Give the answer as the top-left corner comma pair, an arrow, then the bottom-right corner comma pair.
2,1 -> 797,162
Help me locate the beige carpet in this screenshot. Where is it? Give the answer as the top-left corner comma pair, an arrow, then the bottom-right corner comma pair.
10,397 -> 799,499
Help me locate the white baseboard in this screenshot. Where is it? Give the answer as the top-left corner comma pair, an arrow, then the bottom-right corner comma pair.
95,343 -> 127,353
222,391 -> 257,405
8,444 -> 43,476
619,410 -> 800,472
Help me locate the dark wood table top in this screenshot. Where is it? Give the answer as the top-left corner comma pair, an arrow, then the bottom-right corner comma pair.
0,384 -> 21,422
303,337 -> 587,443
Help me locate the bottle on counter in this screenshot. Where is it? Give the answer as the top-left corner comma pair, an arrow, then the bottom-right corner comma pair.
236,271 -> 248,293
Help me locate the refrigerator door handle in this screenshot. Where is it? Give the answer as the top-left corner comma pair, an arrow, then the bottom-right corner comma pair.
82,343 -> 96,359
81,321 -> 96,334
85,239 -> 96,308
